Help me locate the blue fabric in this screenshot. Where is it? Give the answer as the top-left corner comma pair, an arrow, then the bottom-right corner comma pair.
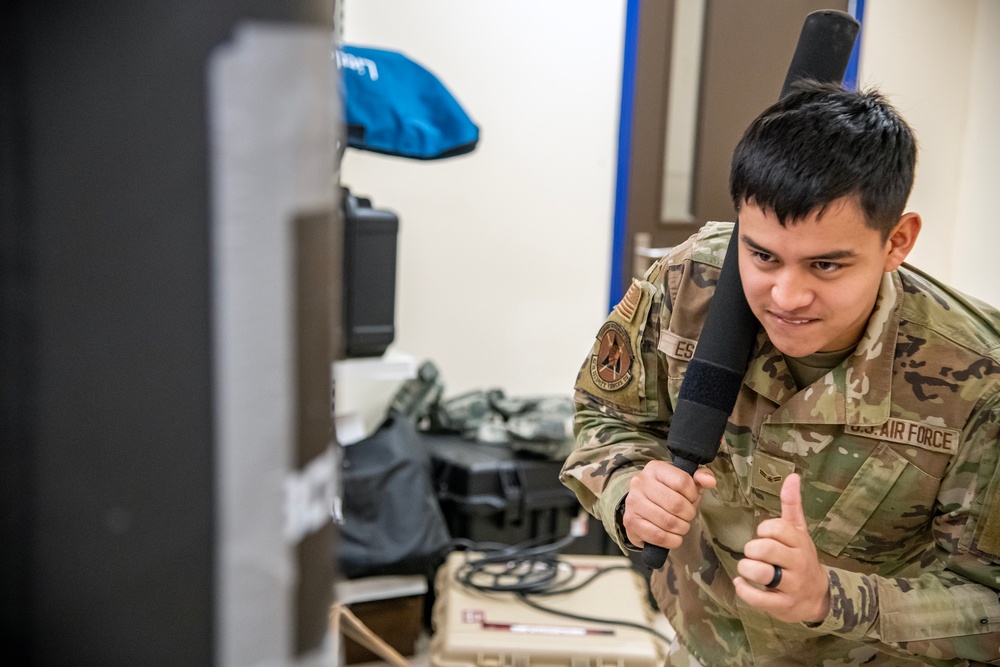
337,45 -> 479,160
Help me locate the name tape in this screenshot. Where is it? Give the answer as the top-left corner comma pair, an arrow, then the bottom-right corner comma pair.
658,330 -> 697,361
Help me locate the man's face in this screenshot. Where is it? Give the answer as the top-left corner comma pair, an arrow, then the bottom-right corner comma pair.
737,197 -> 908,359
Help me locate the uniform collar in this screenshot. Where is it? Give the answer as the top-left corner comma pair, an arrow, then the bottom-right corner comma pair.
743,271 -> 901,425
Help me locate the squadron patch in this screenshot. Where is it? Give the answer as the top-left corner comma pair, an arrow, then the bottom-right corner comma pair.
591,322 -> 634,391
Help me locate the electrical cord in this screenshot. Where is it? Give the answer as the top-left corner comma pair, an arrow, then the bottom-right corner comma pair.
448,534 -> 672,647
515,592 -> 671,646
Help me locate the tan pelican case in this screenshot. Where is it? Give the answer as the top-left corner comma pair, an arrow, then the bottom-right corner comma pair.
430,552 -> 666,667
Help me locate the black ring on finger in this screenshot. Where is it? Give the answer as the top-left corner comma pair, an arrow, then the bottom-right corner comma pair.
766,564 -> 782,589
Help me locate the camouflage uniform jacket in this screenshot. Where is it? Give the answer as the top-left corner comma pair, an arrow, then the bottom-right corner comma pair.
560,222 -> 1000,666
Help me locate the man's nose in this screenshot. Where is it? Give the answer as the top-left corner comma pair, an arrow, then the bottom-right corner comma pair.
771,270 -> 813,311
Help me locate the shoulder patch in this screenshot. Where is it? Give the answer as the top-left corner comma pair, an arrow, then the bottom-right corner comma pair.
590,322 -> 634,391
974,447 -> 1000,560
977,502 -> 1000,558
614,280 -> 641,322
846,418 -> 960,455
658,330 -> 697,361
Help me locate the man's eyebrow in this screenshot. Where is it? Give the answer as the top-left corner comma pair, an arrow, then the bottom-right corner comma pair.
740,234 -> 772,255
739,234 -> 857,261
808,249 -> 857,261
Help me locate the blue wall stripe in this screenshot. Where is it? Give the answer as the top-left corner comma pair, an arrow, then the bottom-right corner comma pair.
609,0 -> 640,312
844,0 -> 865,90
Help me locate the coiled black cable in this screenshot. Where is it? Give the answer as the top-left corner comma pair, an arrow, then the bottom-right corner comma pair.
447,534 -> 672,646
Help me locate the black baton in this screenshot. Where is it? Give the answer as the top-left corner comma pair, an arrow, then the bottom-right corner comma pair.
641,10 -> 860,570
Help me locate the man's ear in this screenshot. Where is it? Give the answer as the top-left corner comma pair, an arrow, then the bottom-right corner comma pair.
883,212 -> 921,272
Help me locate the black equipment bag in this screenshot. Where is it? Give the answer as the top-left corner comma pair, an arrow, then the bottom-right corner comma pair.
339,415 -> 451,579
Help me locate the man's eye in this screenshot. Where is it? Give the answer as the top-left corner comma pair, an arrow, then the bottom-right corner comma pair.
751,251 -> 773,263
814,261 -> 841,272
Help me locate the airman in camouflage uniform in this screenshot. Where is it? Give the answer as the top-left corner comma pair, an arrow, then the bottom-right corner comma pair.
560,83 -> 1000,665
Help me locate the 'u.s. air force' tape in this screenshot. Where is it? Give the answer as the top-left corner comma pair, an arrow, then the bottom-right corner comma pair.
846,418 -> 960,455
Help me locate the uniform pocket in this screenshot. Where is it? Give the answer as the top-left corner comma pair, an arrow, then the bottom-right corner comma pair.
705,438 -> 742,504
811,442 -> 913,557
743,449 -> 797,522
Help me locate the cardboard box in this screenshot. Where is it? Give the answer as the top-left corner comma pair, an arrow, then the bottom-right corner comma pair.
335,575 -> 427,664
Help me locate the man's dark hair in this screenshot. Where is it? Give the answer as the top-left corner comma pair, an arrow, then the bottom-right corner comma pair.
729,81 -> 917,240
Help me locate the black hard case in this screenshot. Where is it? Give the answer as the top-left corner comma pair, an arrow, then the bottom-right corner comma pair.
424,435 -> 615,555
342,189 -> 398,358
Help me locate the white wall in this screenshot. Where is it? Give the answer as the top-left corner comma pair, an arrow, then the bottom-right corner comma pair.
860,0 -> 1000,305
339,0 -> 999,407
950,1 -> 1000,307
341,1 -> 625,397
